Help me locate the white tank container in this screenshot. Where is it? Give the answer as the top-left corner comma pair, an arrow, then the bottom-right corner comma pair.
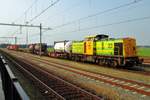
65,41 -> 72,53
54,41 -> 72,53
54,42 -> 65,52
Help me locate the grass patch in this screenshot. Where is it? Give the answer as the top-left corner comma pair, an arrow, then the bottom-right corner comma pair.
137,47 -> 150,57
47,47 -> 54,52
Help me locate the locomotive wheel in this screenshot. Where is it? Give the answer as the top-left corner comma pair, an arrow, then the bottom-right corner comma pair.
111,61 -> 118,67
98,60 -> 103,66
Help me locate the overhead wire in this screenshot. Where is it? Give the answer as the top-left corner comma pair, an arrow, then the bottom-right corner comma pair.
13,0 -> 39,23
10,0 -> 145,43
77,16 -> 150,32
25,0 -> 60,43
11,0 -> 60,43
44,15 -> 150,36
52,0 -> 143,29
29,0 -> 60,23
44,1 -> 82,21
11,0 -> 39,38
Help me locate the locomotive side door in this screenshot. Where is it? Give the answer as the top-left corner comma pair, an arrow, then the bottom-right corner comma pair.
84,41 -> 94,55
114,43 -> 123,56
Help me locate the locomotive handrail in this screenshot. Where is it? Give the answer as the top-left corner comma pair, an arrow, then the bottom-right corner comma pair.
115,46 -> 120,56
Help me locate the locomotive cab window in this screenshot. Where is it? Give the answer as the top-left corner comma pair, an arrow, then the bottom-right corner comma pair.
133,46 -> 135,51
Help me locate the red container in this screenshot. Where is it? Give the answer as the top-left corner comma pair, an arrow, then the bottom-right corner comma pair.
13,45 -> 18,50
7,45 -> 18,50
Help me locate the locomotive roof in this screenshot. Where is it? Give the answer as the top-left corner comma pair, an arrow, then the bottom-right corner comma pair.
85,34 -> 109,41
85,34 -> 109,38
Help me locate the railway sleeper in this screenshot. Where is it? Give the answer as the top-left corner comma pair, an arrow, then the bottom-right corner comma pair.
3,52 -> 102,100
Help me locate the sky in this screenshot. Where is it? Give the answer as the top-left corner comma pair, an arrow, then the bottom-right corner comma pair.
0,0 -> 150,45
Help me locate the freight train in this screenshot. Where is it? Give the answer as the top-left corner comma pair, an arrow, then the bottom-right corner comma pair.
7,45 -> 19,50
7,43 -> 47,55
28,43 -> 47,55
7,34 -> 143,67
49,34 -> 142,67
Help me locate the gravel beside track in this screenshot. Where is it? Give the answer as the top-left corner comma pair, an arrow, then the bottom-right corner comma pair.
1,49 -> 150,97
29,54 -> 150,76
17,55 -> 150,96
2,51 -> 101,100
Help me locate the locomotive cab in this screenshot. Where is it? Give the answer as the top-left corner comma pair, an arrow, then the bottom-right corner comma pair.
113,37 -> 142,66
122,38 -> 142,66
84,34 -> 109,55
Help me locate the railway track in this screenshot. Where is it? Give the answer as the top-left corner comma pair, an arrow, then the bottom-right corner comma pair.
20,56 -> 150,96
39,55 -> 150,76
16,49 -> 150,76
118,65 -> 150,76
142,57 -> 150,64
3,53 -> 101,100
3,49 -> 150,75
139,57 -> 150,66
3,50 -> 150,97
7,49 -> 150,76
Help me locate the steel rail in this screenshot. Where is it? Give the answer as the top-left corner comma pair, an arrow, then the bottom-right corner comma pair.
7,51 -> 150,96
3,52 -> 102,100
